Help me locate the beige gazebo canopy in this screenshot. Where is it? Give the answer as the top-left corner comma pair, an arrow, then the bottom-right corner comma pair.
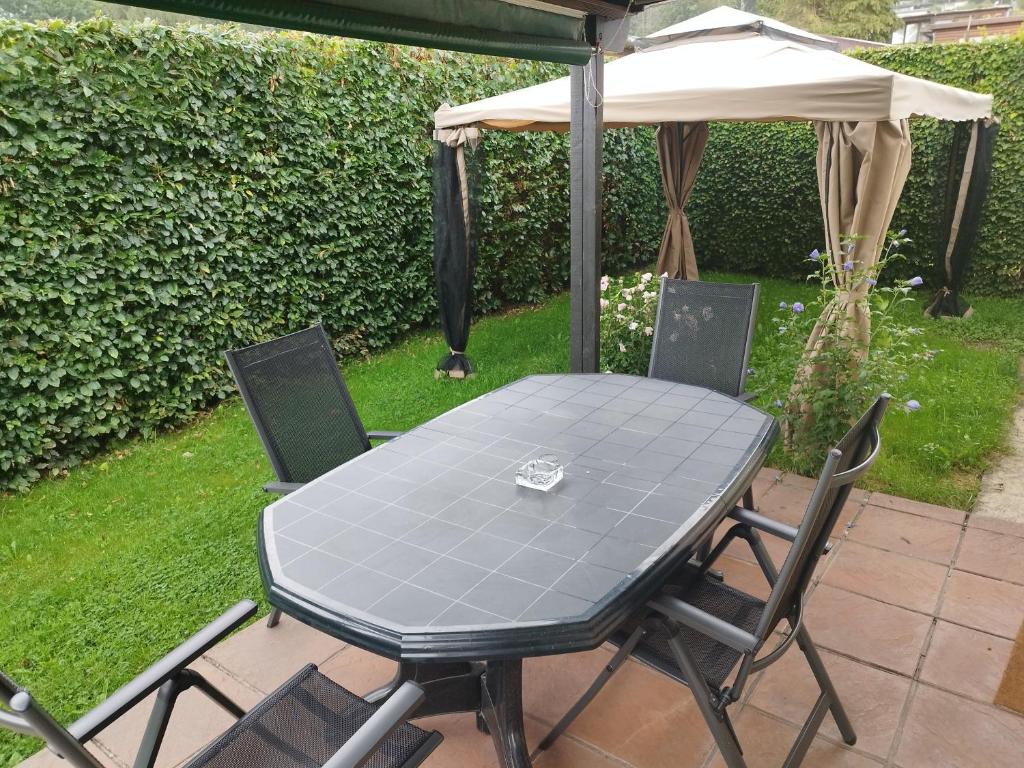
434,6 -> 994,372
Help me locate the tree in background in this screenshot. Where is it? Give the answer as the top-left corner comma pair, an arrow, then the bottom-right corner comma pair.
0,0 -> 266,28
632,0 -> 898,42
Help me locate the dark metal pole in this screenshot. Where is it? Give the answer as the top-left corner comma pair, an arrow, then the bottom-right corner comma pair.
569,49 -> 603,373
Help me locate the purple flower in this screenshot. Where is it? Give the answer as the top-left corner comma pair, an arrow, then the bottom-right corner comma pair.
792,302 -> 805,313
808,248 -> 820,261
908,276 -> 924,287
866,278 -> 877,287
905,399 -> 921,412
845,243 -> 855,254
779,301 -> 788,309
898,229 -> 908,237
843,260 -> 855,271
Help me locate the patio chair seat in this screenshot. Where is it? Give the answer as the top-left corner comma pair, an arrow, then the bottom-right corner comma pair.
612,573 -> 765,689
184,664 -> 437,768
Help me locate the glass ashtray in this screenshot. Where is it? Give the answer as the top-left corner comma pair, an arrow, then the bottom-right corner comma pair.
515,454 -> 564,492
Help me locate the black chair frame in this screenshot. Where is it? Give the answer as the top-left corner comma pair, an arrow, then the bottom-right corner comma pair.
1,601 -> 440,768
540,395 -> 889,768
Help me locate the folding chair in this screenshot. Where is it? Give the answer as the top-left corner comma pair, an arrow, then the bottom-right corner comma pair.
225,324 -> 401,626
1,601 -> 440,768
539,395 -> 889,768
649,278 -> 761,510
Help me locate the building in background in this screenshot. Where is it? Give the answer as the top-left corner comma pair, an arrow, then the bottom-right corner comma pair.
894,2 -> 1023,42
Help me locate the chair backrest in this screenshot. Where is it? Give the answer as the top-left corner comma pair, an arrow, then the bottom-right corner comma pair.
756,394 -> 890,637
224,324 -> 370,485
648,279 -> 760,398
1,671 -> 103,768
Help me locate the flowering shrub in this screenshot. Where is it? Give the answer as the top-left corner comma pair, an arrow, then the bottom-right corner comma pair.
599,272 -> 659,374
774,232 -> 936,472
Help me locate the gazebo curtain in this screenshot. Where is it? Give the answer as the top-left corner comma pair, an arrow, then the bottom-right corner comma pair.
791,120 -> 912,401
654,121 -> 709,280
925,118 -> 999,318
432,127 -> 481,378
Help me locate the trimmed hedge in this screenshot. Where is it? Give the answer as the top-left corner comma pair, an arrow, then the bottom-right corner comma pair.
0,18 -> 662,490
689,36 -> 1024,297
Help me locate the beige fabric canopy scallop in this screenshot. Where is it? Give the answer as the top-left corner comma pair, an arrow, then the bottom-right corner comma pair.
434,11 -> 992,131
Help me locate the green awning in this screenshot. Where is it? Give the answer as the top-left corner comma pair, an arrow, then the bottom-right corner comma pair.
127,0 -> 595,63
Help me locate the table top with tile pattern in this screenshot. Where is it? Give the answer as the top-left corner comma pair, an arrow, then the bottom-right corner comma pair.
259,373 -> 777,660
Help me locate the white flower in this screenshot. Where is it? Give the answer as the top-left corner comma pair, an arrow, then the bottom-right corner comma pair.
644,326 -> 654,336
628,321 -> 638,331
600,275 -> 610,291
622,289 -> 632,300
599,298 -> 609,311
644,291 -> 657,300
617,303 -> 627,312
641,272 -> 653,282
618,342 -> 627,353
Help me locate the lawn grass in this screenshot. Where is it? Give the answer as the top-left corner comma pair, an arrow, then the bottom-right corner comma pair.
1,278 -> 1020,766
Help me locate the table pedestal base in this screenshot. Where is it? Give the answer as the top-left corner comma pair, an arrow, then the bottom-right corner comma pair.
365,659 -> 531,768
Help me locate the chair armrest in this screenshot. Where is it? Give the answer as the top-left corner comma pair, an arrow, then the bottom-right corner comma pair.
737,391 -> 756,403
648,594 -> 759,654
322,682 -> 426,768
367,431 -> 402,441
70,601 -> 258,742
728,507 -> 831,554
728,506 -> 799,542
263,481 -> 305,495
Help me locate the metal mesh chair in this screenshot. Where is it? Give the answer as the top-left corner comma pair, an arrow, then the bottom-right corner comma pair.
225,324 -> 401,496
648,278 -> 760,400
649,278 -> 761,516
540,395 -> 890,768
226,325 -> 401,628
1,602 -> 440,768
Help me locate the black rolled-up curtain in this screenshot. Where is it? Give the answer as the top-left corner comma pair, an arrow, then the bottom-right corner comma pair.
432,135 -> 480,377
926,118 -> 999,318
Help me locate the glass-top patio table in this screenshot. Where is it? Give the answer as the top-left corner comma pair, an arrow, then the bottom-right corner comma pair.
258,373 -> 778,768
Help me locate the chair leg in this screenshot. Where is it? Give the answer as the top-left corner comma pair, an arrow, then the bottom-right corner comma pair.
742,485 -> 755,511
537,627 -> 647,752
795,625 -> 856,746
266,607 -> 282,628
133,678 -> 185,768
666,628 -> 747,768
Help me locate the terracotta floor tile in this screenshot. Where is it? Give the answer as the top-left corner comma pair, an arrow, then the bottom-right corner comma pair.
93,658 -> 264,768
821,541 -> 947,614
967,514 -> 1024,539
939,570 -> 1024,640
895,684 -> 1024,767
759,483 -> 860,535
955,526 -> 1024,586
567,658 -> 713,768
319,643 -> 398,696
803,585 -> 931,676
715,554 -> 772,600
779,473 -> 819,492
410,711 -> 515,768
846,505 -> 961,565
531,730 -> 630,768
748,646 -> 910,758
707,708 -> 882,768
919,621 -> 1014,702
868,493 -> 966,525
19,744 -> 118,768
522,646 -> 615,727
204,613 -> 346,694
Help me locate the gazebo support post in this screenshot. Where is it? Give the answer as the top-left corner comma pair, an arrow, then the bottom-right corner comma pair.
569,50 -> 603,373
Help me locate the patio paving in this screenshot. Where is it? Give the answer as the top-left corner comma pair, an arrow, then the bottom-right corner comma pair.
20,468 -> 1024,768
